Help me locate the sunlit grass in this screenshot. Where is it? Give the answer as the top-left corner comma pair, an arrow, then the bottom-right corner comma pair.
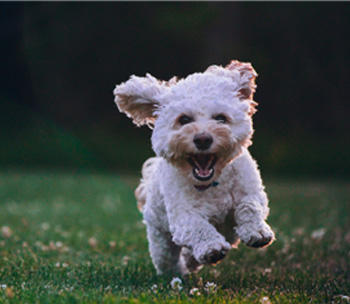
0,171 -> 349,303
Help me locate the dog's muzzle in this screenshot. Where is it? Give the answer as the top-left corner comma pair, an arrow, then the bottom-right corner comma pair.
187,154 -> 218,181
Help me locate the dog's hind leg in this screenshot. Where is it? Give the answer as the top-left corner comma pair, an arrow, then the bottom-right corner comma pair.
135,157 -> 160,212
146,225 -> 182,275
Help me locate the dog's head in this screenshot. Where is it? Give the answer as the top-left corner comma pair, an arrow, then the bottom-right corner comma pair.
114,60 -> 258,190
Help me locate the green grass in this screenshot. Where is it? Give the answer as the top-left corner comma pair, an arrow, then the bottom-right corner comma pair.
0,171 -> 349,303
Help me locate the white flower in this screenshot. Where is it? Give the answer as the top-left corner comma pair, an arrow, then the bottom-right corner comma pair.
260,296 -> 271,304
109,241 -> 116,249
55,241 -> 63,248
1,226 -> 12,238
41,222 -> 51,231
204,282 -> 217,293
189,287 -> 201,296
88,237 -> 98,248
151,284 -> 158,293
170,277 -> 183,291
311,228 -> 327,240
122,256 -> 130,265
0,284 -> 7,289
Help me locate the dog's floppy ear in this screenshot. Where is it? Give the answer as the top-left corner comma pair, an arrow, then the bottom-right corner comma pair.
114,74 -> 166,127
206,60 -> 258,115
225,60 -> 257,100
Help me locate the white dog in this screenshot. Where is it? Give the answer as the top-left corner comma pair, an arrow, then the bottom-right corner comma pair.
114,60 -> 275,275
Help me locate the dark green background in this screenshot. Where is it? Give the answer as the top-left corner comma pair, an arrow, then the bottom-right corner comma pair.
1,2 -> 349,177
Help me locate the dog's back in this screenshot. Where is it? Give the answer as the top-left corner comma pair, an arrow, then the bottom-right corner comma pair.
135,157 -> 161,212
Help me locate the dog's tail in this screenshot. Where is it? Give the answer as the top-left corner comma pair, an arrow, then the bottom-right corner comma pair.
135,157 -> 160,212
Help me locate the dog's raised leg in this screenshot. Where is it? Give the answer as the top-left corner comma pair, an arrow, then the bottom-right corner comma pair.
231,151 -> 275,248
168,212 -> 232,266
234,201 -> 275,248
178,247 -> 203,274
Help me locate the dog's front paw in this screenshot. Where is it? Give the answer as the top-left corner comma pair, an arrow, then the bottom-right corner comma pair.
237,222 -> 275,248
194,240 -> 231,265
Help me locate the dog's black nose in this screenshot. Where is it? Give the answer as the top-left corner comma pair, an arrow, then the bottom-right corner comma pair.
193,133 -> 213,150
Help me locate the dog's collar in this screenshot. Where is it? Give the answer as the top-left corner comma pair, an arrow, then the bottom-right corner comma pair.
194,181 -> 219,192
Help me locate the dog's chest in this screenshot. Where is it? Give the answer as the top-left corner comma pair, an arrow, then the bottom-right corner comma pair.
191,189 -> 234,224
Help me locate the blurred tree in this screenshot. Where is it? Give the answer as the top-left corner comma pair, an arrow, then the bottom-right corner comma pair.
0,3 -> 37,111
0,2 -> 349,175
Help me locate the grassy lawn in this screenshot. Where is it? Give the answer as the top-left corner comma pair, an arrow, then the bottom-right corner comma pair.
0,170 -> 349,303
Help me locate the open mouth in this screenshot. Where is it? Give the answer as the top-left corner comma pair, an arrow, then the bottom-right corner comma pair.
187,154 -> 218,181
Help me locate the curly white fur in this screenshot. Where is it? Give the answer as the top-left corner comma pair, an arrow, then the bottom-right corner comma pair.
114,60 -> 275,275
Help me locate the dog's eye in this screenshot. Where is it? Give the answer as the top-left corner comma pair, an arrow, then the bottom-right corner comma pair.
178,115 -> 193,125
214,114 -> 227,124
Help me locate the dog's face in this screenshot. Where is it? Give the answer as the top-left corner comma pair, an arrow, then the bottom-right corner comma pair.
114,60 -> 258,189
